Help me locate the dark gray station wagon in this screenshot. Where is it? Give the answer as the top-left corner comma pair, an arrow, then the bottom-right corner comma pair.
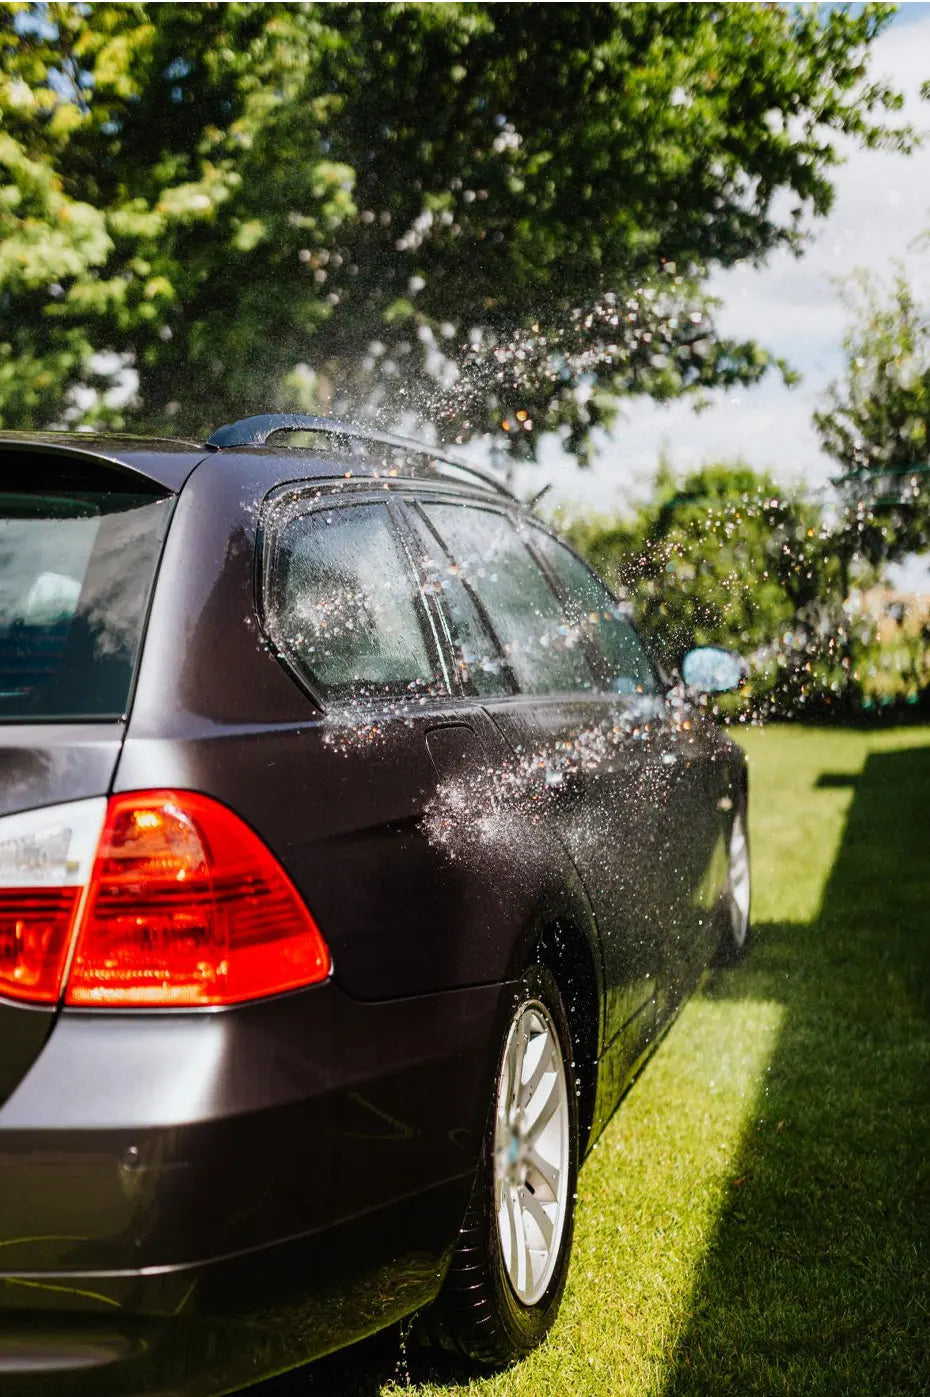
0,416 -> 749,1394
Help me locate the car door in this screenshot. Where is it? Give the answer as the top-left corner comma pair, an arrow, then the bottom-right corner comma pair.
414,498 -> 662,1063
527,525 -> 733,1019
258,488 -> 516,1001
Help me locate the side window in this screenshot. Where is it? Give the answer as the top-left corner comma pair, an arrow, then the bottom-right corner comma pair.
423,503 -> 596,696
265,500 -> 440,700
408,508 -> 514,698
529,528 -> 658,696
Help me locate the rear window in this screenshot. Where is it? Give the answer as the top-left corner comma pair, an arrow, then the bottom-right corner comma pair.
0,465 -> 172,721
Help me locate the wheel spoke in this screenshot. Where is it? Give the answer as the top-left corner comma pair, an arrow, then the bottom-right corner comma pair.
525,1143 -> 560,1200
494,1171 -> 506,1213
505,1021 -> 527,1112
510,1186 -> 528,1295
521,1187 -> 555,1250
498,1186 -> 514,1273
519,1032 -> 551,1110
525,1070 -> 559,1135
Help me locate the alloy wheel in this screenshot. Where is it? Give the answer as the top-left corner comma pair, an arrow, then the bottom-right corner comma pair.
493,999 -> 571,1306
728,812 -> 751,949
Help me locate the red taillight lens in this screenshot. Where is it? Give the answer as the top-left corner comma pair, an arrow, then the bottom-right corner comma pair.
64,791 -> 330,1007
0,887 -> 81,1003
0,797 -> 106,1005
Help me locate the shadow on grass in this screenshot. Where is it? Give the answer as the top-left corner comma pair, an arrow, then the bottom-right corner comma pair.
662,746 -> 930,1396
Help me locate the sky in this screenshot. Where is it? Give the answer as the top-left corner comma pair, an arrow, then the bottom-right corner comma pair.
510,2 -> 930,584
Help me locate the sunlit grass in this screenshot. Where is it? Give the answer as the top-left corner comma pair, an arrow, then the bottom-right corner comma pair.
265,724 -> 930,1397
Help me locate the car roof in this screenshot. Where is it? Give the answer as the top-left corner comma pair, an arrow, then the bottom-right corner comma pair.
0,417 -> 515,502
0,430 -> 210,493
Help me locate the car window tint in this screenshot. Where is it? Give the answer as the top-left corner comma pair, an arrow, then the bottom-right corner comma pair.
529,528 -> 658,695
0,485 -> 171,722
423,504 -> 595,695
409,511 -> 514,697
267,502 -> 438,699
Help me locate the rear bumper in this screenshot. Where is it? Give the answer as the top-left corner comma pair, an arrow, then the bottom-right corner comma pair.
0,979 -> 505,1392
0,1178 -> 467,1396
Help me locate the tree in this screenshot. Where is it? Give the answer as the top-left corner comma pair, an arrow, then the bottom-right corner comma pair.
815,270 -> 930,564
565,464 -> 856,717
0,3 -> 355,430
0,2 -> 910,453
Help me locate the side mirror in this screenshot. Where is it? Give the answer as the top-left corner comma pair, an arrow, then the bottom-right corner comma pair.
681,645 -> 745,694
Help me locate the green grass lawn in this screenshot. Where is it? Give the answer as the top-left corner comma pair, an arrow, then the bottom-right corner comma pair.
265,724 -> 930,1397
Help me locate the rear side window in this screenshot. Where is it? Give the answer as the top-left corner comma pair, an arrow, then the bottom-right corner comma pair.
0,470 -> 172,722
423,503 -> 595,695
264,501 -> 440,701
408,508 -> 514,698
530,529 -> 658,695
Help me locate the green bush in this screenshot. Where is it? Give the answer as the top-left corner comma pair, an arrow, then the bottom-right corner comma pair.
564,463 -> 867,720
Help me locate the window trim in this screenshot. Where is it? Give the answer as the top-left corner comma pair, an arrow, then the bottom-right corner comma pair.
257,485 -> 452,710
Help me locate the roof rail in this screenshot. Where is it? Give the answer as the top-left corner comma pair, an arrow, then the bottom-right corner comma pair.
206,413 -> 515,499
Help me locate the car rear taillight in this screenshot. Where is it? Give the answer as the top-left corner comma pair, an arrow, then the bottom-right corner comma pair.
0,792 -> 330,1008
0,799 -> 107,1003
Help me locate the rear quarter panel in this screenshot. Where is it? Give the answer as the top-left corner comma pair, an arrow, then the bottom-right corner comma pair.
118,455 -> 602,1009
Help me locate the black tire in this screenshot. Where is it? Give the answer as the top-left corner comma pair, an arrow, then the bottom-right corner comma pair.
715,807 -> 751,965
427,964 -> 579,1367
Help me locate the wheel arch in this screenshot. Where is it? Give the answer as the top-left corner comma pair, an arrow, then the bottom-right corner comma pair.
484,846 -> 607,1160
499,861 -> 605,1157
533,917 -> 601,1157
